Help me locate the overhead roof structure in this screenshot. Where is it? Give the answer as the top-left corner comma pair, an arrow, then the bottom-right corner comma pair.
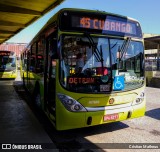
0,0 -> 65,44
144,35 -> 160,58
144,36 -> 160,50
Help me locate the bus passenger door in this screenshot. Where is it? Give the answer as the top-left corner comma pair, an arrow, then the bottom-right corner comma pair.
45,34 -> 57,119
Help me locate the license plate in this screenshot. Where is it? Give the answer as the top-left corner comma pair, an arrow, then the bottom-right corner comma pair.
100,85 -> 110,92
103,113 -> 119,121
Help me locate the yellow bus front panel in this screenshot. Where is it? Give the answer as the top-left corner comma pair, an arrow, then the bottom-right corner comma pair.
56,87 -> 146,130
56,98 -> 145,130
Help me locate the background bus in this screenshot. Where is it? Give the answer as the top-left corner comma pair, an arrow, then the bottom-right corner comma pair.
0,50 -> 17,79
21,8 -> 146,130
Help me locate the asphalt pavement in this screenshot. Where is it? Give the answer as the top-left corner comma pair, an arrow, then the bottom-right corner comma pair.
0,71 -> 56,151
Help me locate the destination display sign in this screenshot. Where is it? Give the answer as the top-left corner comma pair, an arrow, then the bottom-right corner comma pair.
60,11 -> 142,38
73,16 -> 136,35
68,77 -> 95,84
0,52 -> 11,56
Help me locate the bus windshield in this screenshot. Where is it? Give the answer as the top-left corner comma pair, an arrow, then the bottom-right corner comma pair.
0,55 -> 16,71
60,34 -> 144,93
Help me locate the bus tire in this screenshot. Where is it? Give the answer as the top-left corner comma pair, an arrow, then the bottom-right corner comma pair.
33,83 -> 41,109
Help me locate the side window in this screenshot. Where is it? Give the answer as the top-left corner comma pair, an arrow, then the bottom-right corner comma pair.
47,35 -> 57,78
30,43 -> 36,72
22,51 -> 27,70
27,51 -> 30,72
36,38 -> 45,73
51,59 -> 56,78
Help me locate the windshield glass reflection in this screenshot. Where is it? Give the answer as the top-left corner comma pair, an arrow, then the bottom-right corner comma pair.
60,35 -> 144,93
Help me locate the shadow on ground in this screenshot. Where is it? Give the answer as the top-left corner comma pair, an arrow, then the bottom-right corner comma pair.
145,108 -> 160,120
13,81 -> 129,151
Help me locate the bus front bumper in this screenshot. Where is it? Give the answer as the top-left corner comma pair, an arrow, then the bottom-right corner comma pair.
56,101 -> 146,130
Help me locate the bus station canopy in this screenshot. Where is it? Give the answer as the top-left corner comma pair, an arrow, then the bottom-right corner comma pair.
144,36 -> 160,58
144,36 -> 160,50
0,0 -> 65,44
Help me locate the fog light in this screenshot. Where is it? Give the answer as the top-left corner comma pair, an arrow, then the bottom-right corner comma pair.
140,92 -> 145,98
136,98 -> 141,103
109,98 -> 115,104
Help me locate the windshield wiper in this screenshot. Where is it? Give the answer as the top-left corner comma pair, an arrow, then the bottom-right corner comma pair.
119,37 -> 131,61
117,37 -> 131,72
84,32 -> 103,63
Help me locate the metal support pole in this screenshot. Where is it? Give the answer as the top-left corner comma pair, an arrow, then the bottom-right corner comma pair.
157,44 -> 160,70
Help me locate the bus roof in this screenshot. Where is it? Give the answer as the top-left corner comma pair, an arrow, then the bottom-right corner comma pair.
28,8 -> 142,46
56,8 -> 139,22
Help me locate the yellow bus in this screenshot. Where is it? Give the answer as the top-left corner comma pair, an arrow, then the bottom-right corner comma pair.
21,8 -> 146,130
0,50 -> 17,79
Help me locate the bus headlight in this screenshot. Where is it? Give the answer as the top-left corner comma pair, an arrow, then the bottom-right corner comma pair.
57,93 -> 87,112
135,98 -> 142,103
132,91 -> 145,105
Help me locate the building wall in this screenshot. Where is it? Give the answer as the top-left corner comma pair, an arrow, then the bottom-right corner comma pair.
0,43 -> 27,57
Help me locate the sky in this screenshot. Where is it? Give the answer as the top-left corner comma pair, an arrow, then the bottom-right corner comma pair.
6,0 -> 160,43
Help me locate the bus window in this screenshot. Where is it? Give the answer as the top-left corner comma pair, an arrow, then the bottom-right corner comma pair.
36,38 -> 45,73
30,43 -> 36,72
